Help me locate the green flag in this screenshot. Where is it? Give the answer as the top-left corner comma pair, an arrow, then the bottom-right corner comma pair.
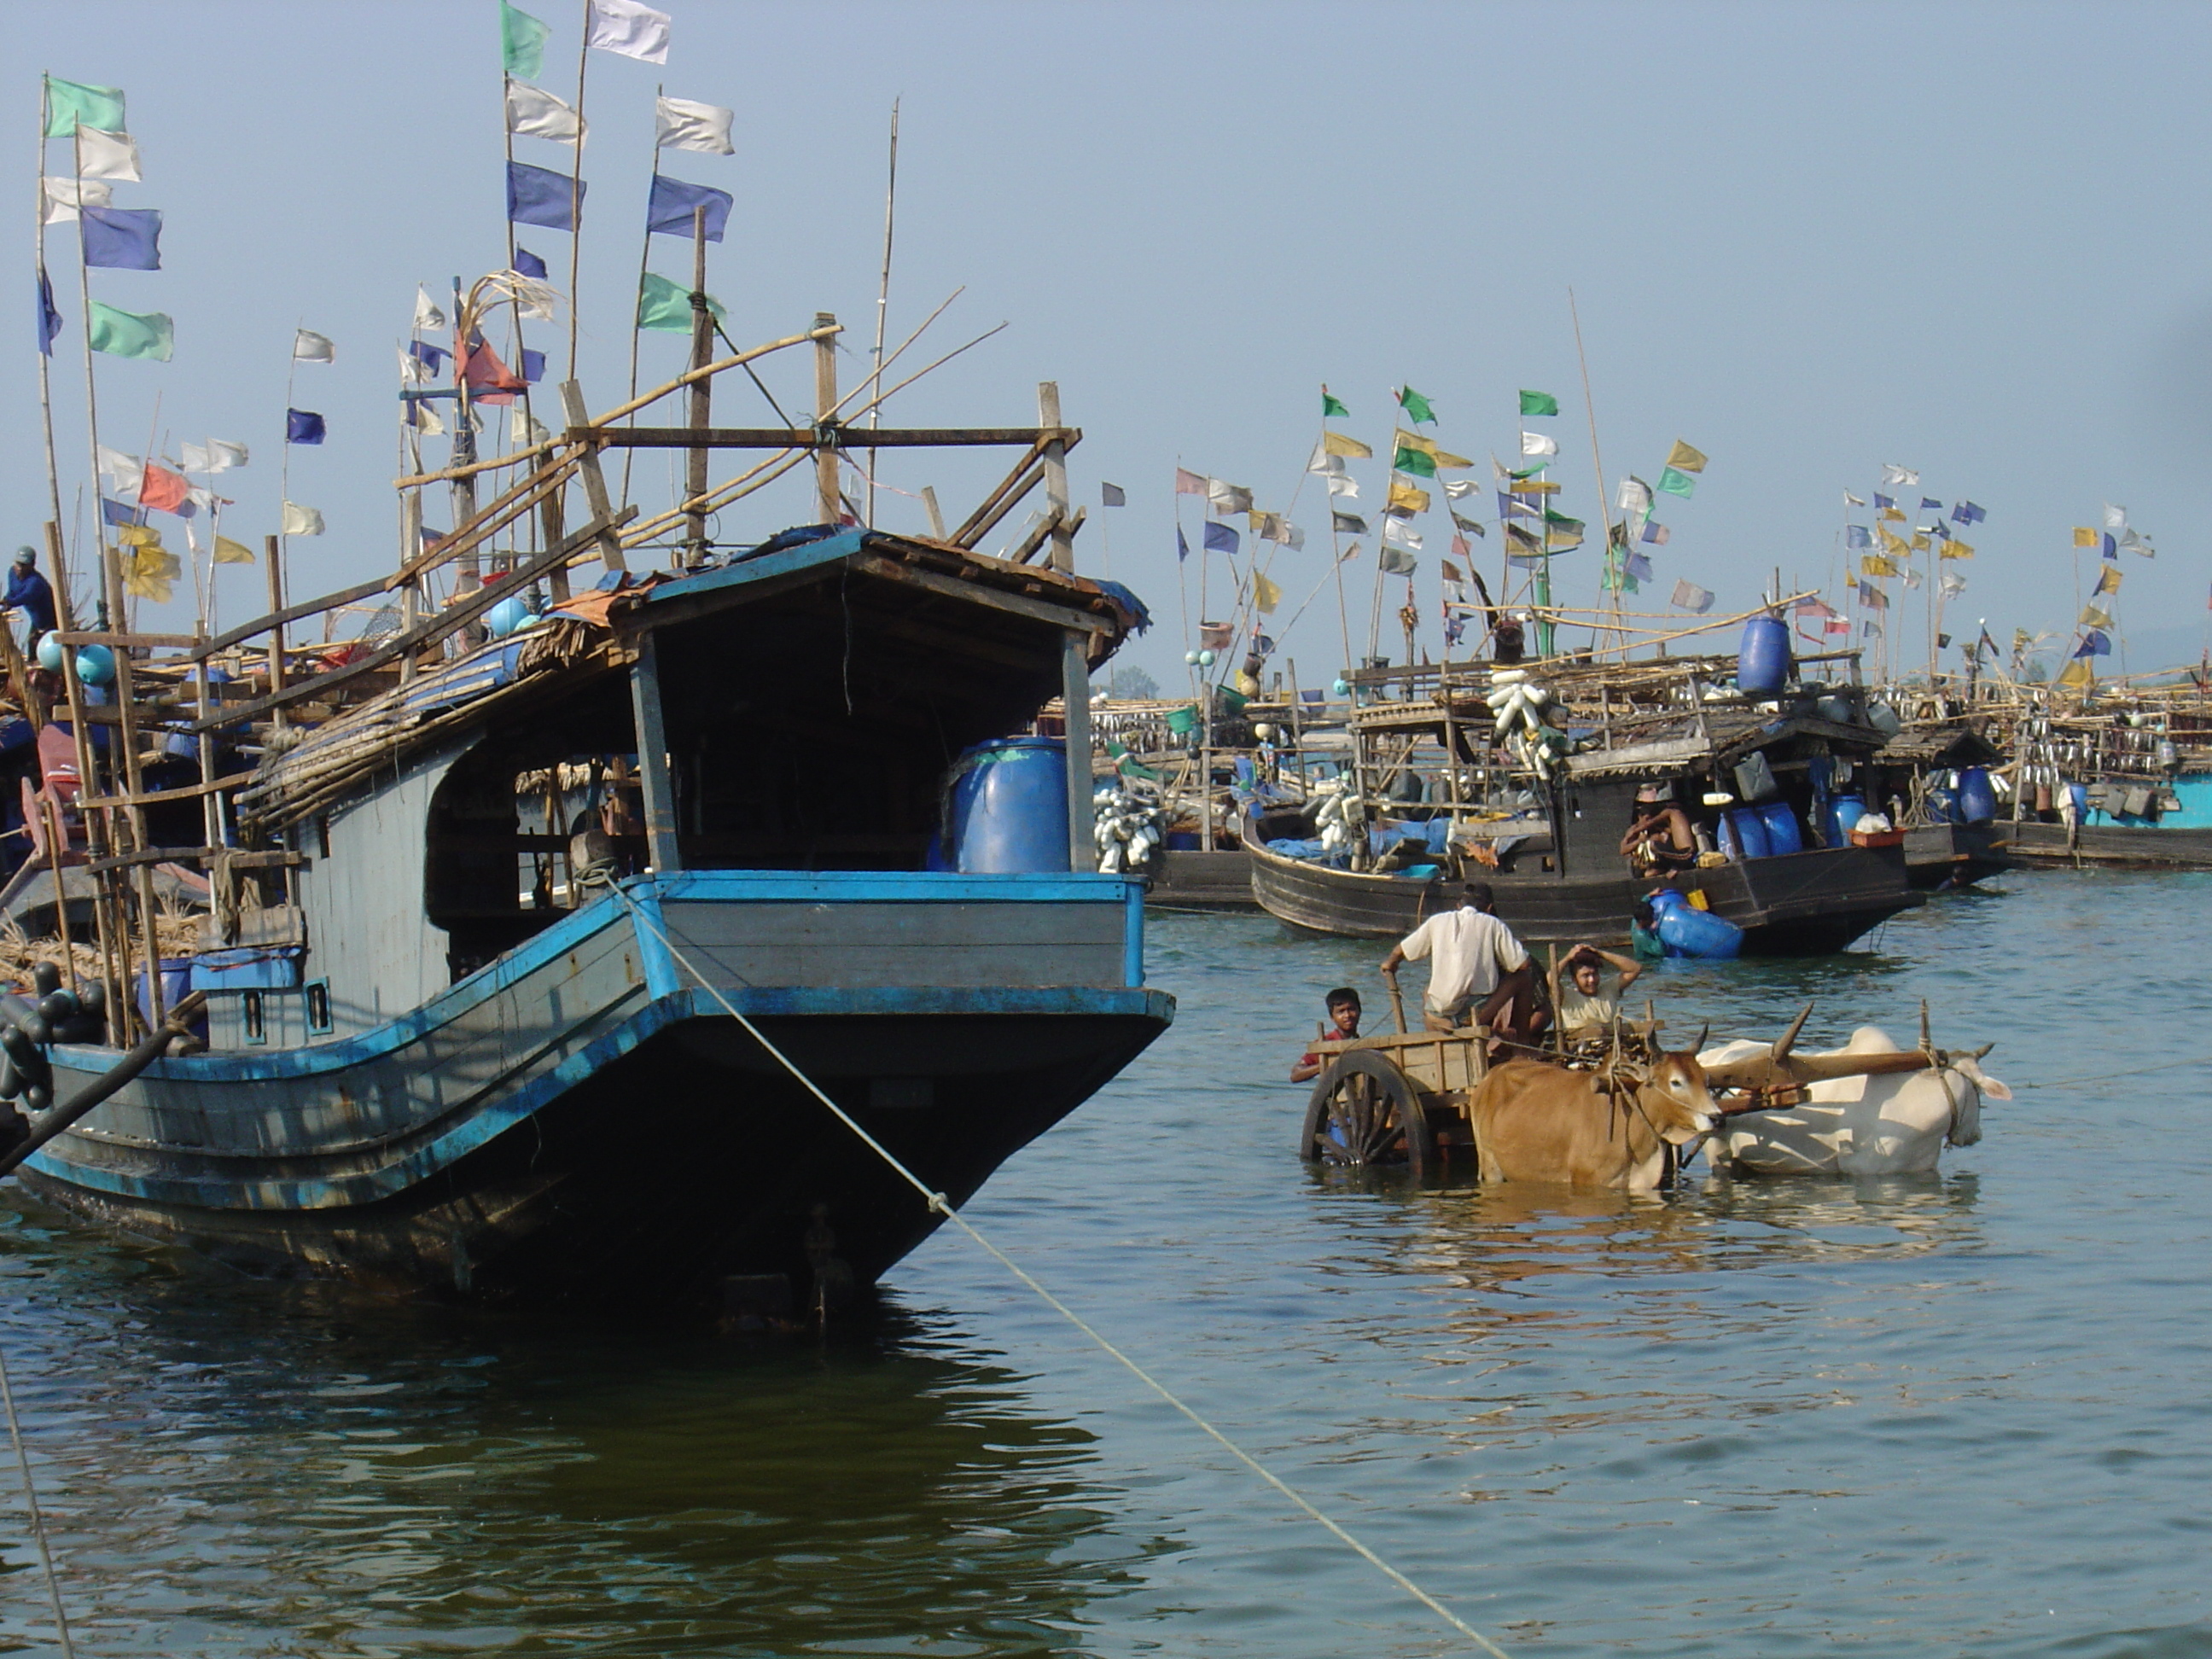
44,77 -> 125,138
637,271 -> 725,332
1321,385 -> 1348,419
500,2 -> 552,78
1657,466 -> 1696,498
1519,389 -> 1559,417
1392,445 -> 1437,478
87,300 -> 171,361
1544,510 -> 1585,550
1396,385 -> 1435,425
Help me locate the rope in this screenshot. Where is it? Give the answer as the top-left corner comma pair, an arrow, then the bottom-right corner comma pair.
2007,1054 -> 2209,1091
0,1335 -> 76,1658
605,882 -> 1511,1658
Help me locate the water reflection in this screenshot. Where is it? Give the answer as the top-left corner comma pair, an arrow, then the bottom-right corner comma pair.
0,1196 -> 1159,1656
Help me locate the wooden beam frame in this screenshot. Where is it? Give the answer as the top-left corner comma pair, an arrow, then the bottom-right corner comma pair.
581,425 -> 1080,450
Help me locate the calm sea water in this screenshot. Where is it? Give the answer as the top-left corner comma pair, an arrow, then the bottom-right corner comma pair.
4,872 -> 2210,1657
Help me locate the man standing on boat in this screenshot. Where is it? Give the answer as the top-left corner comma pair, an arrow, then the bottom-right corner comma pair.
1380,881 -> 1544,1050
4,547 -> 55,658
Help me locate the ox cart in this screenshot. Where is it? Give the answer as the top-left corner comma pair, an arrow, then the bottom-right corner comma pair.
1299,1002 -> 1994,1186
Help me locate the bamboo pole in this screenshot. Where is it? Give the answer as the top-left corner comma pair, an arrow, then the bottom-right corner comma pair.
684,204 -> 711,562
867,98 -> 899,529
566,0 -> 589,377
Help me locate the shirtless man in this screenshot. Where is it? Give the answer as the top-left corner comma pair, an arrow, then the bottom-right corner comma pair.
1620,783 -> 1698,874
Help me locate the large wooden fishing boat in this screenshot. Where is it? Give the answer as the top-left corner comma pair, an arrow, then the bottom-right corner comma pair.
1244,654 -> 1921,952
1,295 -> 1171,1313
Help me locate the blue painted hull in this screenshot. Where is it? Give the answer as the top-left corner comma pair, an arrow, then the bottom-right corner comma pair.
18,872 -> 1173,1309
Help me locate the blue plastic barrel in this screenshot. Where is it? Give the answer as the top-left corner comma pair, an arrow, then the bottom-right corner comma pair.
1714,813 -> 1743,862
1650,889 -> 1745,959
1757,800 -> 1803,854
1956,765 -> 1997,825
1828,793 -> 1867,846
1727,807 -> 1773,860
941,737 -> 1070,872
1738,615 -> 1792,696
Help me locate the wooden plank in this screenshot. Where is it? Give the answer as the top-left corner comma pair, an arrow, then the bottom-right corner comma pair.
75,770 -> 258,812
185,506 -> 637,733
88,846 -> 223,875
189,576 -> 391,663
51,631 -> 201,649
585,425 -> 1080,450
852,555 -> 1111,634
558,381 -> 628,573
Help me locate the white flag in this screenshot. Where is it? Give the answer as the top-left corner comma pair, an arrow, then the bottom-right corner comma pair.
206,439 -> 248,471
281,501 -> 324,537
41,176 -> 111,224
96,445 -> 143,498
293,329 -> 335,364
587,0 -> 671,62
1844,491 -> 1866,506
1285,524 -> 1307,550
655,95 -> 735,154
2102,501 -> 2127,531
1880,463 -> 1918,487
1325,473 -> 1359,498
1443,479 -> 1481,501
178,441 -> 218,473
1902,566 -> 1923,590
1617,475 -> 1652,515
1670,578 -> 1714,613
414,286 -> 447,330
1382,518 -> 1423,551
1940,572 -> 1967,597
412,400 -> 446,438
1521,430 -> 1558,458
506,79 -> 585,145
398,344 -> 431,385
509,274 -> 560,322
515,410 -> 552,445
186,486 -> 220,514
75,126 -> 141,182
1306,444 -> 1344,475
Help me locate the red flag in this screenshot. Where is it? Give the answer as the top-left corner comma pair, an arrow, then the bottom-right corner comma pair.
139,462 -> 189,514
463,338 -> 527,405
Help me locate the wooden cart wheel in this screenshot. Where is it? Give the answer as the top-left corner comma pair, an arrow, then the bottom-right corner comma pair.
1300,1049 -> 1436,1178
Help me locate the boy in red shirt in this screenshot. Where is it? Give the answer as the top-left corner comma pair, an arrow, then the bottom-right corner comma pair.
1290,987 -> 1364,1083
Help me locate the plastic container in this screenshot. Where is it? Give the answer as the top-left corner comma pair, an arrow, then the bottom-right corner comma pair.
189,946 -> 304,992
1757,800 -> 1803,854
1827,793 -> 1867,847
1726,807 -> 1773,860
133,958 -> 195,1027
1163,705 -> 1200,736
940,737 -> 1069,873
1738,615 -> 1791,696
1955,765 -> 1997,825
1649,888 -> 1744,959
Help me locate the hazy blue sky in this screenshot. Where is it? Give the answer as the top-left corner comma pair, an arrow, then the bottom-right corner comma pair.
10,1 -> 2212,684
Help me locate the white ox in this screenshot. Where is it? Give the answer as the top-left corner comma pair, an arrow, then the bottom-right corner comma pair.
1698,1026 -> 2011,1177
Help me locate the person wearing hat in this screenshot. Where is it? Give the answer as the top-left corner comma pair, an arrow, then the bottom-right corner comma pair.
3,547 -> 55,656
1618,781 -> 1697,875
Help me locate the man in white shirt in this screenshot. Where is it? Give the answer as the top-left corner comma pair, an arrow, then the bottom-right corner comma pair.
1380,881 -> 1544,1048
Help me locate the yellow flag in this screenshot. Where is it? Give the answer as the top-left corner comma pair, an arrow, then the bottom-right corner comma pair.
1910,533 -> 1930,551
2057,657 -> 2094,689
2094,563 -> 2122,595
1434,449 -> 1475,470
1879,507 -> 1906,523
2081,601 -> 2113,630
1252,570 -> 1282,614
115,522 -> 161,548
1860,553 -> 1899,578
1877,527 -> 1910,556
121,544 -> 178,604
1393,428 -> 1438,458
1387,477 -> 1429,515
1514,479 -> 1561,495
1941,539 -> 1973,560
2072,527 -> 2098,548
1665,439 -> 1707,474
1320,431 -> 1372,459
212,534 -> 256,564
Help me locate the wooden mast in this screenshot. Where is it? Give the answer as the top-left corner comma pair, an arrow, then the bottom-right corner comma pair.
812,313 -> 840,523
683,205 -> 711,563
1039,380 -> 1095,870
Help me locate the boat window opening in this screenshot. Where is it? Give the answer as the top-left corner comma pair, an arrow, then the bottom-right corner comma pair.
305,980 -> 332,1034
242,991 -> 265,1045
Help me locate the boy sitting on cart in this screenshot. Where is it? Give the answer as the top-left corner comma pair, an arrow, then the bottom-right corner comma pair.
1289,987 -> 1364,1083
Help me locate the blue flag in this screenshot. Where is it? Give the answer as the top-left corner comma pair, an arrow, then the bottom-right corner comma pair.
2075,630 -> 2111,658
80,206 -> 162,271
101,496 -> 145,528
1872,492 -> 1894,510
287,409 -> 326,445
36,268 -> 61,357
1845,524 -> 1871,548
513,246 -> 549,279
646,174 -> 732,242
521,346 -> 545,383
2101,533 -> 2117,559
410,340 -> 450,376
1919,498 -> 1942,511
1929,520 -> 1952,540
1202,521 -> 1238,556
1176,526 -> 1190,563
1625,550 -> 1655,582
508,160 -> 583,231
1953,500 -> 1985,523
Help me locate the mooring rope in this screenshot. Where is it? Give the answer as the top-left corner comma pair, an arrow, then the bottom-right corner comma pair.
0,1334 -> 77,1658
607,882 -> 1511,1657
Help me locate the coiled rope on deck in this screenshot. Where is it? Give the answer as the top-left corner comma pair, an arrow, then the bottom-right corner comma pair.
606,882 -> 1511,1658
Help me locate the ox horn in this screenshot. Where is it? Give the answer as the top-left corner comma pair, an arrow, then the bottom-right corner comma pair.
1771,1001 -> 1813,1066
1692,1022 -> 1709,1055
1918,998 -> 1933,1054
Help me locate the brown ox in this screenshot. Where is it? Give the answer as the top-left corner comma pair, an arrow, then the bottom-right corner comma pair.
1470,1049 -> 1720,1191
